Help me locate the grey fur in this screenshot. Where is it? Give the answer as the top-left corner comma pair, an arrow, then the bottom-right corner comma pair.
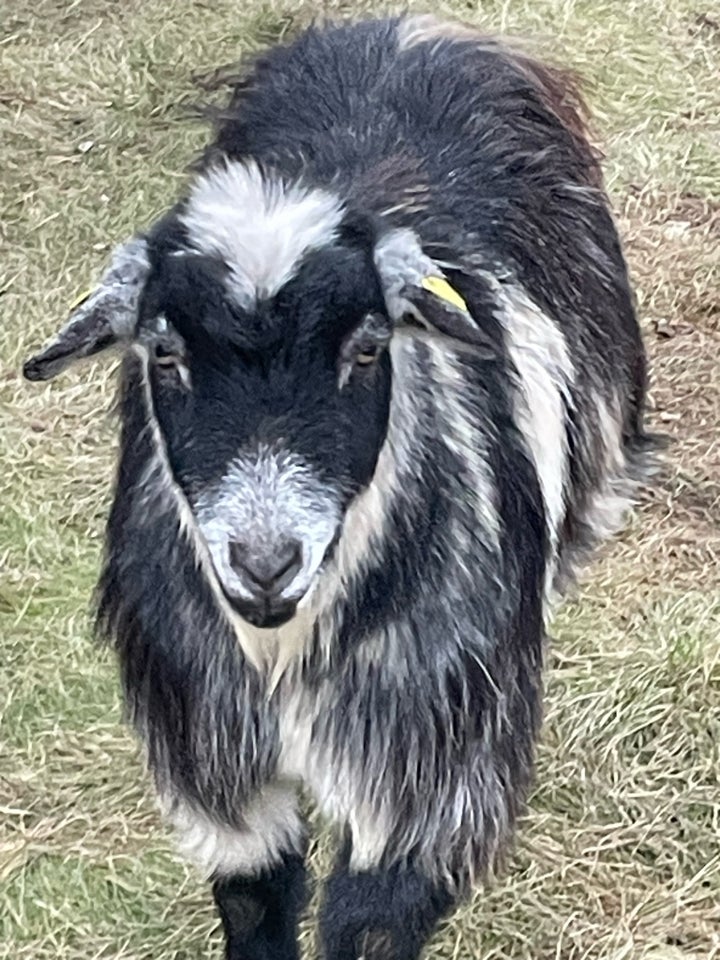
23,236 -> 149,381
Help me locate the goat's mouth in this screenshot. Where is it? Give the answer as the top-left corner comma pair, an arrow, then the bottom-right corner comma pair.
222,589 -> 299,629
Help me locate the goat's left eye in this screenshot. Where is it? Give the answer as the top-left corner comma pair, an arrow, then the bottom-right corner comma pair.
154,343 -> 181,367
152,342 -> 191,388
338,313 -> 390,387
355,345 -> 380,366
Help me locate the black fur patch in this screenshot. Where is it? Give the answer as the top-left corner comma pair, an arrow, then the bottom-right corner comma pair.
214,851 -> 308,960
320,860 -> 453,960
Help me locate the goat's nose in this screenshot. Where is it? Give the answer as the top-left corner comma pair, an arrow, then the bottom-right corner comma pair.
228,539 -> 303,597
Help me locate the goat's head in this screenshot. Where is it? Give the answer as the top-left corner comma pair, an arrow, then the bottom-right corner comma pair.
24,163 -> 488,629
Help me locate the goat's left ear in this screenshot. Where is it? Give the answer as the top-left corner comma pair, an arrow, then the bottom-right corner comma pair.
373,227 -> 493,352
23,235 -> 150,381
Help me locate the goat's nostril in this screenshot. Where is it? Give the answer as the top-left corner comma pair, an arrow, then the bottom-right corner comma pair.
228,540 -> 249,574
228,539 -> 303,597
273,540 -> 303,583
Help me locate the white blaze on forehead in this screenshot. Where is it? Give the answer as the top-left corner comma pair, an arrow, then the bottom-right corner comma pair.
180,160 -> 344,305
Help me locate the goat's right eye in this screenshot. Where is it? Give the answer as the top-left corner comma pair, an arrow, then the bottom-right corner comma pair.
355,344 -> 380,366
154,343 -> 181,367
150,339 -> 191,388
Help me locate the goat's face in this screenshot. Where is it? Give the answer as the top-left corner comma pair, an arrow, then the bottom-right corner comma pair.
137,241 -> 393,627
24,166 -> 487,629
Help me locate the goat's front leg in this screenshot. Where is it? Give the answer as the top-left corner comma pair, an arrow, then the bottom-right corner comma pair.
213,848 -> 307,960
319,843 -> 454,960
164,784 -> 307,960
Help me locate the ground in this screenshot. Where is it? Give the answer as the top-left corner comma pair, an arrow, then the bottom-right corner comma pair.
0,1 -> 718,958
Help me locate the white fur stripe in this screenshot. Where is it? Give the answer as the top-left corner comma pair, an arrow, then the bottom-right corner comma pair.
582,390 -> 633,540
162,785 -> 303,878
318,331 -> 423,607
180,160 -> 344,306
426,340 -> 501,546
494,284 -> 574,570
396,14 -> 486,52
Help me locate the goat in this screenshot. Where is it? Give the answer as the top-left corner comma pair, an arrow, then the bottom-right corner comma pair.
24,14 -> 657,960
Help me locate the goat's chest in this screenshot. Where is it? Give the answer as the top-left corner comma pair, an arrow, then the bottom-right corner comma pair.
275,678 -> 360,825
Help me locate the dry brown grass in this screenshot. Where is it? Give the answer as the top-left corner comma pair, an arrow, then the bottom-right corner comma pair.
1,1 -> 718,958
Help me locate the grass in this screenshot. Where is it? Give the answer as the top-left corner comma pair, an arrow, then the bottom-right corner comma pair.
1,0 -> 718,957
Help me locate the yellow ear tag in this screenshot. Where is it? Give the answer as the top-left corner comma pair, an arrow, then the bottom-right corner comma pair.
421,275 -> 468,312
69,288 -> 94,311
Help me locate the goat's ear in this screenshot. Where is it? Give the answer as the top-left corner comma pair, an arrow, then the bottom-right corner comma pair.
373,227 -> 493,353
23,236 -> 150,381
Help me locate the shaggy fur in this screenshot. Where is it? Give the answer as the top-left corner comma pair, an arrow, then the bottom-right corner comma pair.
24,14 -> 656,960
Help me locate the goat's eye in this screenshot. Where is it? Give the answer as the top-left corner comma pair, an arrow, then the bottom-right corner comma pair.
151,341 -> 191,388
355,344 -> 380,366
154,343 -> 181,367
338,312 -> 391,388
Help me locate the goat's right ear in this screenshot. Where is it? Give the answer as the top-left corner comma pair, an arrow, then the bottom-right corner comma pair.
23,236 -> 150,382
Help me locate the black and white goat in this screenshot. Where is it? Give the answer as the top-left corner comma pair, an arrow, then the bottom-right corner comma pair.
25,15 -> 656,960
